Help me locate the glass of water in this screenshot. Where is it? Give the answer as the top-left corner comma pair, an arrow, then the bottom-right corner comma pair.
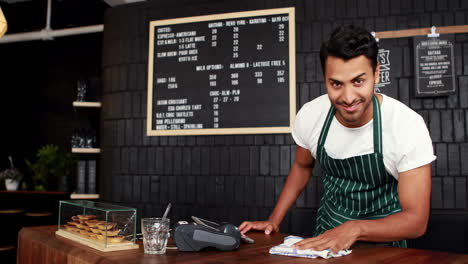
141,218 -> 170,254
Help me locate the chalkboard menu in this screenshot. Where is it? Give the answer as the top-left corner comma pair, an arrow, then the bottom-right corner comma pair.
414,35 -> 456,97
147,8 -> 296,136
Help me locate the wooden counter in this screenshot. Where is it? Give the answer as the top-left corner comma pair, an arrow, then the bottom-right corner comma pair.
18,225 -> 468,264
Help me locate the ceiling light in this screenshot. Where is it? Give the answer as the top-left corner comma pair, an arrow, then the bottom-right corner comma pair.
103,0 -> 146,7
0,7 -> 7,38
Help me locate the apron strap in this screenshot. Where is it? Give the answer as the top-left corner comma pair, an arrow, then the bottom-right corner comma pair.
317,95 -> 383,155
372,95 -> 382,155
317,106 -> 335,148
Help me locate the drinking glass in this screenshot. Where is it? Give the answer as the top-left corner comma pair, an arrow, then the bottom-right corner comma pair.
141,218 -> 170,254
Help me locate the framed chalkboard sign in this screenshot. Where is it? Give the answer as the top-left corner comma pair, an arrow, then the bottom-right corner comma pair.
147,8 -> 296,136
414,35 -> 456,97
375,40 -> 393,95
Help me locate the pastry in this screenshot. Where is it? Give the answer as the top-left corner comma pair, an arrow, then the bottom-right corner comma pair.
77,215 -> 96,220
67,221 -> 78,226
108,236 -> 125,243
62,224 -> 74,231
90,228 -> 101,234
75,223 -> 86,229
97,222 -> 117,230
71,216 -> 80,222
99,229 -> 121,236
85,220 -> 102,228
96,234 -> 105,240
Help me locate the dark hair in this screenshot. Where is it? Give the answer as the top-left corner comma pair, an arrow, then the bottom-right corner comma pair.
319,25 -> 378,74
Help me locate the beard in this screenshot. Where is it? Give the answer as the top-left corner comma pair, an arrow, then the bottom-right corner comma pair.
333,97 -> 373,127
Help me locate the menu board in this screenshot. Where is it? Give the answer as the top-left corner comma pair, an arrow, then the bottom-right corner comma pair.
147,8 -> 296,136
414,35 -> 456,97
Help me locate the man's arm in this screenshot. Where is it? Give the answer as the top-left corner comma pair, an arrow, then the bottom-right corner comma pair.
239,145 -> 314,234
294,163 -> 431,253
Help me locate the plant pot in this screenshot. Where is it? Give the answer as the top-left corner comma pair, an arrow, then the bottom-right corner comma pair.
5,179 -> 19,191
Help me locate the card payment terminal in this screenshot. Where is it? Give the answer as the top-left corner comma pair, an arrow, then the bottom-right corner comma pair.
173,216 -> 254,251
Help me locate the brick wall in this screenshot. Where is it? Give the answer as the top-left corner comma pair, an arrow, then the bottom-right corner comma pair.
100,0 -> 468,238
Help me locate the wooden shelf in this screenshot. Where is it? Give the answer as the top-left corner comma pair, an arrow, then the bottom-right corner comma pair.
72,148 -> 101,154
72,100 -> 101,202
70,193 -> 100,200
0,190 -> 66,195
0,245 -> 15,252
72,101 -> 101,108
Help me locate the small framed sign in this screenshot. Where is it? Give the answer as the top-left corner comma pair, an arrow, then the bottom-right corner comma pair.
374,39 -> 397,98
414,34 -> 456,97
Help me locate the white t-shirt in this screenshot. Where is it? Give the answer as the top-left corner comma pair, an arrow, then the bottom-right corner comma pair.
292,94 -> 436,180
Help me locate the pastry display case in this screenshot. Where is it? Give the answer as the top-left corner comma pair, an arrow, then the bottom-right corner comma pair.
56,200 -> 139,251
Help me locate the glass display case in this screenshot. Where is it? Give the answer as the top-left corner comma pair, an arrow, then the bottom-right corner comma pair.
56,200 -> 139,251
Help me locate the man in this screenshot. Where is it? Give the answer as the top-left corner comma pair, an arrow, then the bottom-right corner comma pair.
239,25 -> 436,253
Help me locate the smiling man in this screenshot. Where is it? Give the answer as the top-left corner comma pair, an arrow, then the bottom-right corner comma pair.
239,25 -> 436,253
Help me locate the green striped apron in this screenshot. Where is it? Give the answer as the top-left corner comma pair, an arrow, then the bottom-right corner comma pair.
314,95 -> 407,248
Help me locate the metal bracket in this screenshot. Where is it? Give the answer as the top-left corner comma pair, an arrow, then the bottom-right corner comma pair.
371,31 -> 379,42
427,26 -> 440,38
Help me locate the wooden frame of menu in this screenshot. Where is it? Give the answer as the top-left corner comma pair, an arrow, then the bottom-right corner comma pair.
147,7 -> 295,136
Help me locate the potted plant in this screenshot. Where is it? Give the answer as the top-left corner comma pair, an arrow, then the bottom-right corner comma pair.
0,156 -> 23,191
26,144 -> 76,191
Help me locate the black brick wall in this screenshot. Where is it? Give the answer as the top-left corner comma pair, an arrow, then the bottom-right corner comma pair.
101,0 -> 468,240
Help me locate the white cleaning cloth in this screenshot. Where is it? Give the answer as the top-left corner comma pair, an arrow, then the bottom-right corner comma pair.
269,235 -> 352,259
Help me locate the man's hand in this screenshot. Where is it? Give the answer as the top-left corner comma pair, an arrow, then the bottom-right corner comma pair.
293,221 -> 361,254
239,220 -> 279,235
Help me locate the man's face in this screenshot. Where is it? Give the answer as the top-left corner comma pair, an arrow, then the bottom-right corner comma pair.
324,55 -> 379,128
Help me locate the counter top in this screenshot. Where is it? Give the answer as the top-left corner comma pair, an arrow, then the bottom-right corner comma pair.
17,225 -> 468,264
